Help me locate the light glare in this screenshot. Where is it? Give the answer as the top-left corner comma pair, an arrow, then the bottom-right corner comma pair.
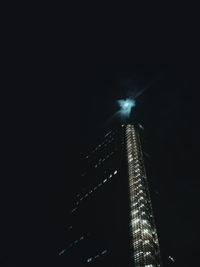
118,98 -> 136,117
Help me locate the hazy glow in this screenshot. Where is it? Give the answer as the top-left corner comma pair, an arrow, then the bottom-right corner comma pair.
118,98 -> 136,116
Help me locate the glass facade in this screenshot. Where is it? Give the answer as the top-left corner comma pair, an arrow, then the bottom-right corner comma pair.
59,124 -> 162,267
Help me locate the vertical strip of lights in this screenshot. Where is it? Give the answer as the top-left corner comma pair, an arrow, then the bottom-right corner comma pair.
125,124 -> 162,267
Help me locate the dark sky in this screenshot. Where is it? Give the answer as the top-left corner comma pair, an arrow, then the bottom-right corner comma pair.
2,46 -> 200,267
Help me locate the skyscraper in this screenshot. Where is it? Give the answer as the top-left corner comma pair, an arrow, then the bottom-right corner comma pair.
59,123 -> 162,267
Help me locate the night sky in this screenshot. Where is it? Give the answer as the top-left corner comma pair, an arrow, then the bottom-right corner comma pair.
2,49 -> 200,267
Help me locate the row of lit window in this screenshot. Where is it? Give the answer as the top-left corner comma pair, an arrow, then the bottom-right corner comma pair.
135,177 -> 144,184
134,238 -> 142,245
104,130 -> 112,138
126,131 -> 134,136
94,151 -> 114,168
69,235 -> 84,247
71,170 -> 118,212
135,251 -> 152,257
86,249 -> 107,263
84,130 -> 117,159
134,245 -> 143,251
127,139 -> 136,145
127,146 -> 137,153
134,251 -> 143,258
131,217 -> 151,228
126,131 -> 135,136
127,150 -> 138,158
91,137 -> 115,154
131,195 -> 145,205
58,235 -> 85,256
127,149 -> 139,160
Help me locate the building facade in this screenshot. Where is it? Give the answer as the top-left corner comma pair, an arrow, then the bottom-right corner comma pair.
59,124 -> 162,267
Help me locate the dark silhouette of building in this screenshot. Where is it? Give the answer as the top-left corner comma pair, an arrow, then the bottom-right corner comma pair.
59,123 -> 162,267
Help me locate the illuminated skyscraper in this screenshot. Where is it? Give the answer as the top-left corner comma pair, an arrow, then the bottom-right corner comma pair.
125,124 -> 162,267
59,123 -> 162,267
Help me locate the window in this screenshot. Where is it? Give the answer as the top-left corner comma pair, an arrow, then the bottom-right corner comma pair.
59,249 -> 66,256
71,208 -> 77,213
94,255 -> 100,259
87,257 -> 92,263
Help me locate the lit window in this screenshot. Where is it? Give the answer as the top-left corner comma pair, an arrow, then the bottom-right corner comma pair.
132,210 -> 139,215
132,218 -> 140,224
135,251 -> 143,256
71,208 -> 77,213
94,255 -> 100,258
169,255 -> 175,262
87,257 -> 92,263
59,249 -> 66,256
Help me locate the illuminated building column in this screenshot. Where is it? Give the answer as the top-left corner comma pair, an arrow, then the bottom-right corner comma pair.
125,124 -> 162,267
